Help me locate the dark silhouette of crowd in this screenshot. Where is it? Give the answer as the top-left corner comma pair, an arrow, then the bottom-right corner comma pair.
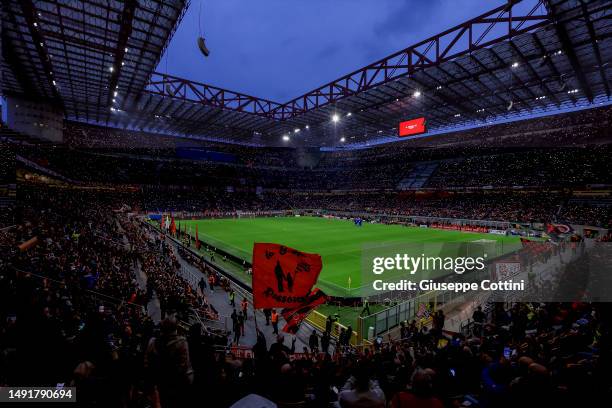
2,188 -> 611,407
2,103 -> 611,406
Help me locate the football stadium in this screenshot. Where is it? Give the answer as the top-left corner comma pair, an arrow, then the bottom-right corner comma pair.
174,216 -> 521,295
1,0 -> 612,407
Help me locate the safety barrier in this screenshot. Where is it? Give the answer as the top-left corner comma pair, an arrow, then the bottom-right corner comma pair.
357,290 -> 440,341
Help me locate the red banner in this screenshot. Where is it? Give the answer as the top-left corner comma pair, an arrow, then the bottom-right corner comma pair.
252,243 -> 322,309
520,238 -> 552,255
281,288 -> 328,333
398,117 -> 426,137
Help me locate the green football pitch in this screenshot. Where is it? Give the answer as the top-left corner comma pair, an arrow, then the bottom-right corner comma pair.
179,216 -> 521,297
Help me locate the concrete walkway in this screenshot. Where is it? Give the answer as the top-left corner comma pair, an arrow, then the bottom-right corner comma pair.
133,260 -> 162,324
170,239 -> 310,352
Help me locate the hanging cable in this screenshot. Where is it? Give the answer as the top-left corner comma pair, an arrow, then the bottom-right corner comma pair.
197,1 -> 210,57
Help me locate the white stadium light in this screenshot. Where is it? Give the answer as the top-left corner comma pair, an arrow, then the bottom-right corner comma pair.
340,137 -> 346,142
294,128 -> 300,133
511,62 -> 519,68
346,112 -> 352,117
413,90 -> 421,98
282,135 -> 290,141
332,114 -> 340,123
305,125 -> 310,129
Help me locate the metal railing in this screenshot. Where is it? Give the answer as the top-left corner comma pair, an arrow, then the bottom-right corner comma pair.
358,290 -> 440,341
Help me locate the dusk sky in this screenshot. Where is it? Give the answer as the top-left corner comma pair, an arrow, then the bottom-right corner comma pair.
160,0 -> 509,102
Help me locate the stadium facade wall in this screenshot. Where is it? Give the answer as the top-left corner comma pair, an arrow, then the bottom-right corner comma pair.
5,96 -> 63,142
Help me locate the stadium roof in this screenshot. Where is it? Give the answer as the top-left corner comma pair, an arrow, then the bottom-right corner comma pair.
2,0 -> 611,147
2,0 -> 188,117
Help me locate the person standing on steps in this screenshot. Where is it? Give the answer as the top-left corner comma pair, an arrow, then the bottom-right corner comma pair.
321,331 -> 330,354
231,309 -> 240,344
241,297 -> 248,319
208,274 -> 215,293
198,276 -> 207,295
360,297 -> 371,316
238,310 -> 246,337
271,309 -> 279,334
264,308 -> 271,326
309,330 -> 319,353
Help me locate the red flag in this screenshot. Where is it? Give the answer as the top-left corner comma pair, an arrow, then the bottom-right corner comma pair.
252,243 -> 322,309
281,288 -> 328,334
195,224 -> 201,250
170,215 -> 176,236
520,238 -> 551,255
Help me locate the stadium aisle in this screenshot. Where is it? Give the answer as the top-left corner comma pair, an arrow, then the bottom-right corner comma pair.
119,220 -> 163,323
133,260 -> 162,324
170,240 -> 310,352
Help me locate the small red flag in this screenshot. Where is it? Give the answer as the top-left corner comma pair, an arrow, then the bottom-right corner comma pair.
170,215 -> 176,236
195,224 -> 201,249
252,243 -> 322,309
281,288 -> 328,334
520,238 -> 552,255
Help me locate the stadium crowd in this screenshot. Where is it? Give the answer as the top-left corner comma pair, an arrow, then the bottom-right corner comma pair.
1,187 -> 610,407
1,101 -> 610,407
15,107 -> 611,190
12,106 -> 610,230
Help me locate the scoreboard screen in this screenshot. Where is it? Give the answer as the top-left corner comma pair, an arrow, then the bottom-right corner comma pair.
398,117 -> 426,137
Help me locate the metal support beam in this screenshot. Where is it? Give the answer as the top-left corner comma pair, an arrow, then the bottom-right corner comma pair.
578,0 -> 610,97
545,0 -> 595,101
17,0 -> 63,104
146,72 -> 283,119
107,0 -> 137,107
271,0 -> 550,120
